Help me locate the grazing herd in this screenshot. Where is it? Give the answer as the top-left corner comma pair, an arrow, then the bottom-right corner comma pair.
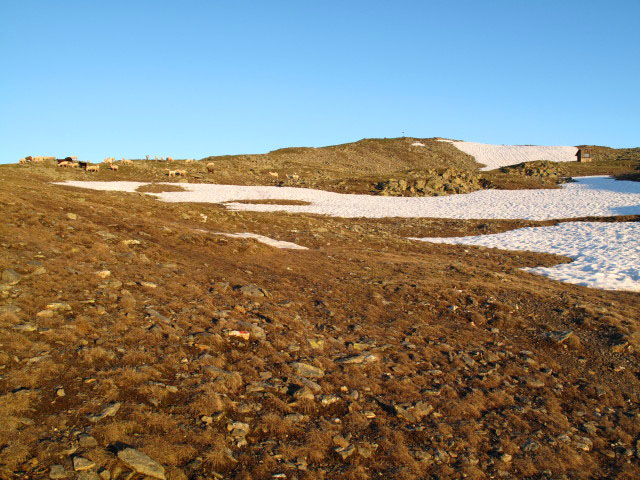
16,156 -> 300,183
17,155 -> 208,179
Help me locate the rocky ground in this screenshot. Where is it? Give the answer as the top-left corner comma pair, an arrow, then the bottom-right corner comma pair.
0,160 -> 639,480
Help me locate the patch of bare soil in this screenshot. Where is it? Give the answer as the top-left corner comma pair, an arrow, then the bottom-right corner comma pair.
136,183 -> 189,193
0,166 -> 639,480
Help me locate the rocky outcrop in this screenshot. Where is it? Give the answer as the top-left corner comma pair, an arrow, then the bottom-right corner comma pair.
499,160 -> 564,178
374,168 -> 484,196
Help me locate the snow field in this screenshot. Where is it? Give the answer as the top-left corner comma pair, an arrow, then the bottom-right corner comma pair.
438,140 -> 579,170
57,177 -> 640,221
411,222 -> 640,292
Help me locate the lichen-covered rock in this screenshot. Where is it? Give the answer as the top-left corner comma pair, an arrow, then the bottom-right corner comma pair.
499,160 -> 563,178
117,448 -> 166,479
374,168 -> 483,196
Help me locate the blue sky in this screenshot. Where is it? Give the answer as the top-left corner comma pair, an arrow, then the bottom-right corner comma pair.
1,0 -> 638,163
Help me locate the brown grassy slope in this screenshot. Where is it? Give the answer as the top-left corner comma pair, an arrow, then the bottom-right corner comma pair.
0,166 -> 639,479
204,137 -> 481,176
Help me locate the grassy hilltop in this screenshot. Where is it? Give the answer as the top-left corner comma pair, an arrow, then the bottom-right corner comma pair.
5,137 -> 640,195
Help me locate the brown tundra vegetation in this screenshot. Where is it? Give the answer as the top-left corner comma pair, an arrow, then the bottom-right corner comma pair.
1,138 -> 639,479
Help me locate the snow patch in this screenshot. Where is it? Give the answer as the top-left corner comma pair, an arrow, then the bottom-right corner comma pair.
210,232 -> 308,250
54,176 -> 640,220
439,140 -> 578,170
411,222 -> 640,292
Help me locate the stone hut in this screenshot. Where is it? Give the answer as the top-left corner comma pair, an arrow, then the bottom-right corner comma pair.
576,147 -> 592,162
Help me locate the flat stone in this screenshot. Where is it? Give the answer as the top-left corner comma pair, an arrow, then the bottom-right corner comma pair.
78,434 -> 98,448
146,308 -> 170,323
292,386 -> 315,401
238,284 -> 267,298
46,302 -> 72,311
335,444 -> 356,460
73,456 -> 95,471
12,323 -> 37,332
499,453 -> 512,463
412,401 -> 434,420
335,354 -> 378,365
117,448 -> 166,479
49,464 -> 67,479
77,472 -> 101,480
88,402 -> 121,422
544,330 -> 573,344
227,421 -> 250,437
319,395 -> 340,406
460,354 -> 476,367
291,362 -> 324,378
66,213 -> 78,220
1,268 -> 21,284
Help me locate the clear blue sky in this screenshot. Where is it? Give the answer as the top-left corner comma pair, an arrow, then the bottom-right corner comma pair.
1,0 -> 638,163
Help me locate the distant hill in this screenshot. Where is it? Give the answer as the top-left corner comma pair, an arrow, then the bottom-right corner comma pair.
5,137 -> 638,195
202,137 -> 481,177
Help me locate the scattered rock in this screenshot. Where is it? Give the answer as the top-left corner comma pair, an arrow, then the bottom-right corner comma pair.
434,449 -> 451,463
543,330 -> 574,344
575,437 -> 593,452
1,268 -> 21,285
96,270 -> 111,279
335,444 -> 356,460
77,472 -> 101,480
88,402 -> 121,422
319,394 -> 340,406
12,323 -> 37,332
146,308 -> 170,323
334,354 -> 378,364
227,330 -> 250,341
412,401 -> 434,420
308,338 -> 325,349
460,354 -> 476,367
499,453 -> 512,463
66,213 -> 77,220
117,448 -> 166,479
73,456 -> 95,471
395,405 -> 418,423
291,362 -> 324,378
78,434 -> 98,448
227,421 -> 250,437
49,464 -> 67,479
237,284 -> 268,298
292,385 -> 315,401
46,302 -> 72,311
